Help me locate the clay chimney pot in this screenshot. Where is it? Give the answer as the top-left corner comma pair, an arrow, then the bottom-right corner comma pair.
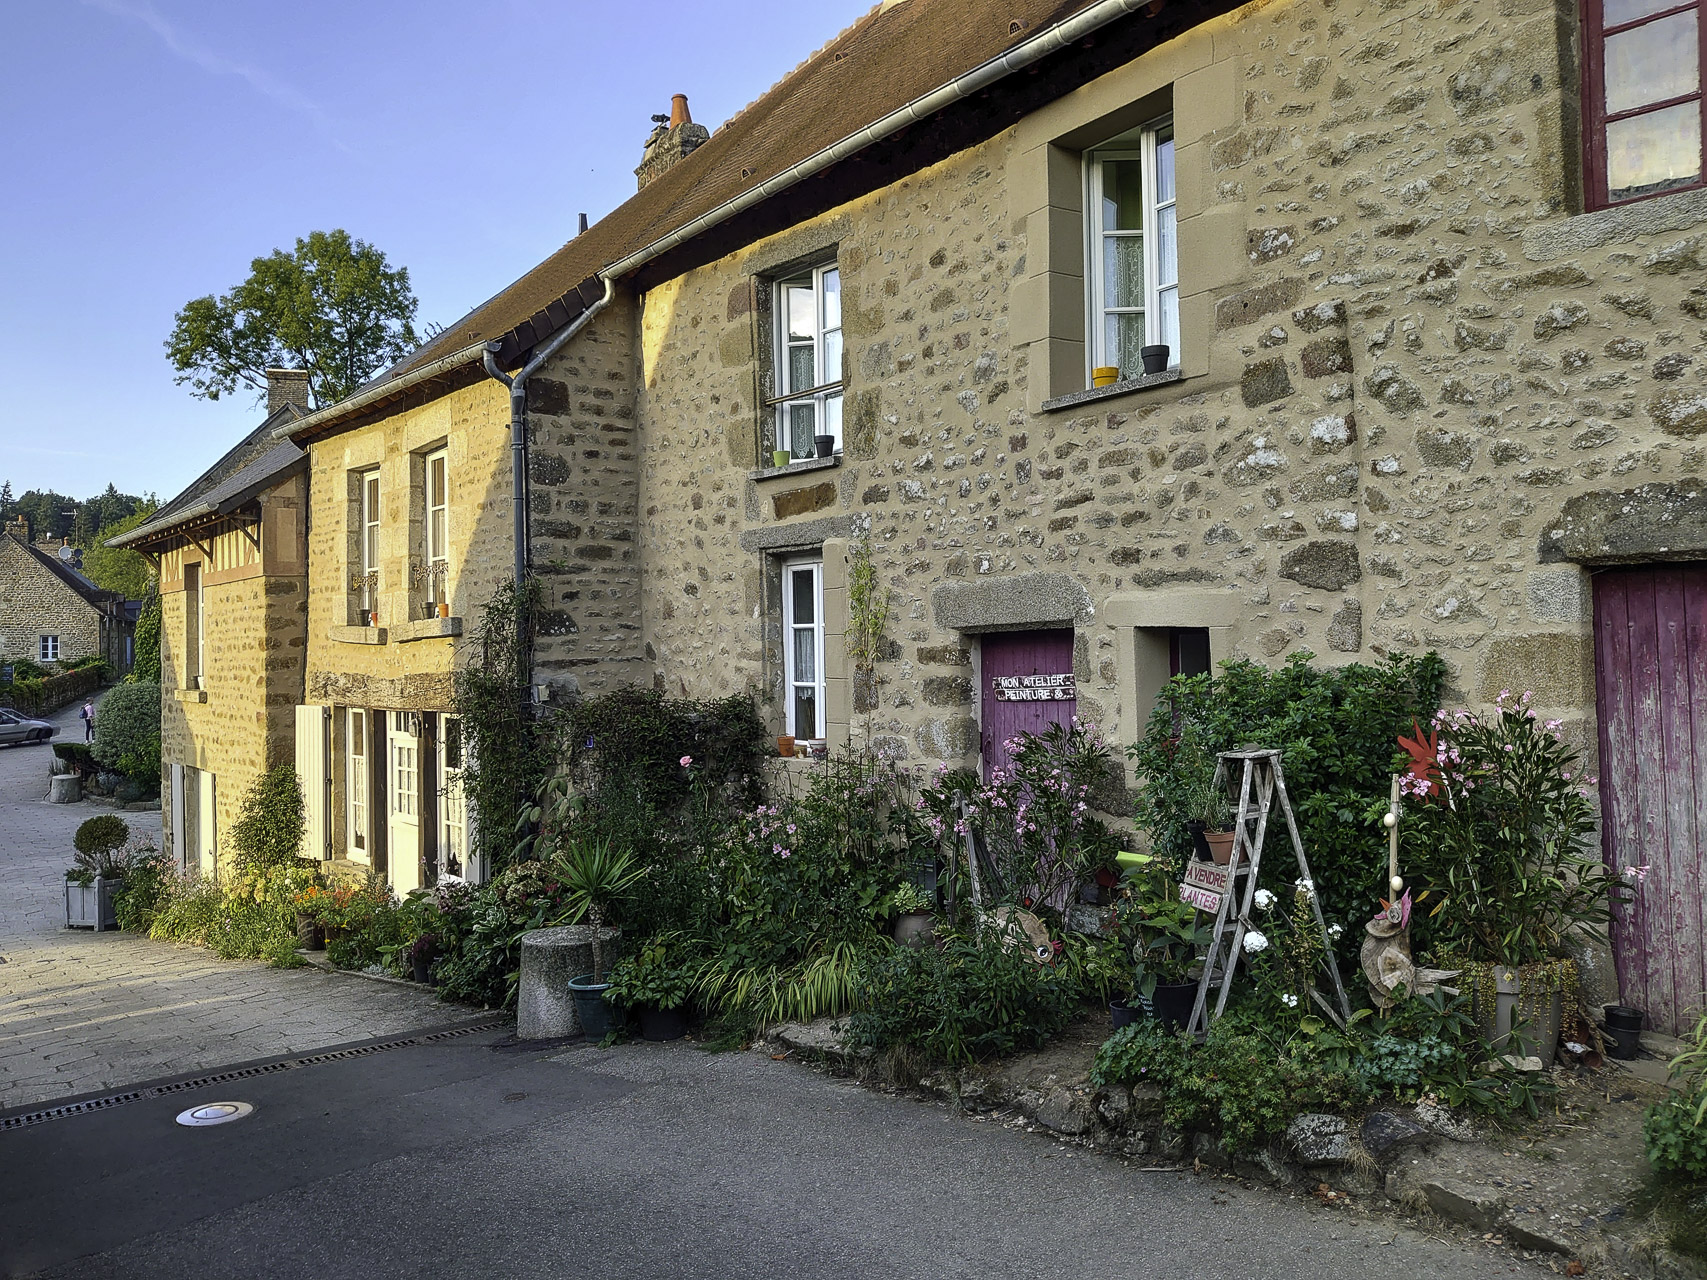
670,93 -> 691,128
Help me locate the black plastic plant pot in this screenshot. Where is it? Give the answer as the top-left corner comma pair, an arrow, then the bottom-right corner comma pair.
569,973 -> 622,1039
1605,1004 -> 1643,1059
1109,999 -> 1141,1031
1187,819 -> 1212,862
411,952 -> 435,984
814,434 -> 835,459
1140,344 -> 1170,375
1151,981 -> 1198,1032
639,1007 -> 687,1042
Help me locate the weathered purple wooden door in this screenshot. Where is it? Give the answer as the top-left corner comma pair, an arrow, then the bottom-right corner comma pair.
1594,565 -> 1707,1035
980,630 -> 1076,780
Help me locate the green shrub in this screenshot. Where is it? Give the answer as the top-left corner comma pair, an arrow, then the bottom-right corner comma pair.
90,681 -> 161,788
5,658 -> 47,681
149,863 -> 316,966
113,852 -> 173,932
129,595 -> 161,684
605,940 -> 693,1011
227,766 -> 306,871
1647,1101 -> 1707,1181
53,742 -> 95,771
1128,651 -> 1446,953
74,814 -> 130,858
850,932 -> 1085,1066
435,863 -> 568,1008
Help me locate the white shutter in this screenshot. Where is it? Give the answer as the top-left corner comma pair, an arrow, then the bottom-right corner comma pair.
295,704 -> 330,861
197,770 -> 217,877
170,764 -> 186,871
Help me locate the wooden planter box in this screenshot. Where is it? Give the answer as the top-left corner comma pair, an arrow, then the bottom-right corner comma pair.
65,877 -> 118,931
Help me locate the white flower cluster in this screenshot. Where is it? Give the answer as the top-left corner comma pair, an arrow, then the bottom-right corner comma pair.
1253,888 -> 1276,911
1242,930 -> 1269,955
1281,993 -> 1299,1008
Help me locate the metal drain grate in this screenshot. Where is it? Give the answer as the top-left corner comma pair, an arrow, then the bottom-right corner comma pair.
0,1019 -> 506,1132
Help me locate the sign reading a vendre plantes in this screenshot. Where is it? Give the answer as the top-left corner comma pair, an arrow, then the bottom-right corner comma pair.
1179,860 -> 1231,914
990,673 -> 1076,702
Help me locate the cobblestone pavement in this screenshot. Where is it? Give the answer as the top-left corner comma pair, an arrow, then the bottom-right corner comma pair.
0,695 -> 473,1111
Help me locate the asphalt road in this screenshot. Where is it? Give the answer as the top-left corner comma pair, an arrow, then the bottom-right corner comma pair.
1,1028 -> 1531,1280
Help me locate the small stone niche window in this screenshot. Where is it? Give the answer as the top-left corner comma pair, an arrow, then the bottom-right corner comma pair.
1085,116 -> 1179,380
765,263 -> 843,460
1582,0 -> 1705,207
782,557 -> 826,740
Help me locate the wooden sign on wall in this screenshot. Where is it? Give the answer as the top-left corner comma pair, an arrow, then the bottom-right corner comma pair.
990,673 -> 1076,702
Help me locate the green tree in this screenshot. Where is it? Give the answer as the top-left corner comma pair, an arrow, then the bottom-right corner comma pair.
82,505 -> 159,599
228,766 -> 307,871
165,229 -> 422,409
129,595 -> 161,684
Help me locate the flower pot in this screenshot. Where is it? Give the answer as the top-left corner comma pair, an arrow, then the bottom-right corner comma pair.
1187,819 -> 1211,861
438,602 -> 451,620
1205,830 -> 1238,866
1141,344 -> 1170,375
1110,998 -> 1142,1031
893,910 -> 936,949
813,434 -> 835,459
1151,980 -> 1198,1032
1092,365 -> 1120,388
411,951 -> 436,984
772,450 -> 791,470
639,1007 -> 687,1042
295,912 -> 325,950
360,611 -> 372,627
569,972 -> 622,1039
776,734 -> 795,758
1476,965 -> 1567,1067
1605,1004 -> 1643,1060
65,876 -> 118,931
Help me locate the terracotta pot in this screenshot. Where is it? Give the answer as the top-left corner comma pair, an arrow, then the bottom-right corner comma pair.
776,735 -> 795,757
438,602 -> 450,619
1205,830 -> 1238,866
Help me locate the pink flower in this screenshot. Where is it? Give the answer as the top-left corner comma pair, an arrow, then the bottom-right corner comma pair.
680,755 -> 693,767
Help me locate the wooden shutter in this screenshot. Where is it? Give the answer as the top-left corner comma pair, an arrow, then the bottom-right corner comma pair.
170,764 -> 186,871
295,704 -> 331,861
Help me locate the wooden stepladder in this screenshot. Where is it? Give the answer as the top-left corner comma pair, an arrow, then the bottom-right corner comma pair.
1185,748 -> 1352,1038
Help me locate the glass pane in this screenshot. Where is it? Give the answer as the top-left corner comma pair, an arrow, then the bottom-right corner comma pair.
429,456 -> 446,506
788,343 -> 815,392
1159,286 -> 1181,363
793,687 -> 818,738
430,510 -> 446,562
1607,101 -> 1704,199
1606,11 -> 1699,114
786,282 -> 815,341
1155,204 -> 1178,289
1606,0 -> 1686,25
793,632 -> 817,683
365,525 -> 378,575
444,718 -> 461,768
788,402 -> 816,456
1100,158 -> 1144,232
351,712 -> 364,756
824,392 -> 843,445
1103,235 -> 1145,309
823,329 -> 843,384
821,268 -> 841,331
365,474 -> 379,517
1105,312 -> 1147,378
790,567 -> 816,624
1155,131 -> 1176,206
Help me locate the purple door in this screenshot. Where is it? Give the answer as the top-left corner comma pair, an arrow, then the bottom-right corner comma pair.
980,630 -> 1076,780
1594,565 -> 1707,1035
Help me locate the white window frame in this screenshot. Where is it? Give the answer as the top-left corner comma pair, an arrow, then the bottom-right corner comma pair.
1085,117 -> 1178,382
439,715 -> 467,879
424,449 -> 449,607
359,469 -> 381,614
347,707 -> 368,858
391,712 -> 418,820
770,263 -> 843,458
781,558 -> 826,740
39,634 -> 58,663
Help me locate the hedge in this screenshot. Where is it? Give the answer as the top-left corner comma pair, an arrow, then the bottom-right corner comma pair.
0,666 -> 106,716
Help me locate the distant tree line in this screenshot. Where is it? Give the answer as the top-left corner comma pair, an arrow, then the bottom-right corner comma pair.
0,482 -> 158,599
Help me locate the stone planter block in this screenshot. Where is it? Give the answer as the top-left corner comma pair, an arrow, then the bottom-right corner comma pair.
516,925 -> 620,1040
48,774 -> 81,804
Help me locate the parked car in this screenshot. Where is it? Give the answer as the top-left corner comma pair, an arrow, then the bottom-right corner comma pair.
0,708 -> 54,746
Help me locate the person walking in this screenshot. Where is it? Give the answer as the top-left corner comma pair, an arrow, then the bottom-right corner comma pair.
79,700 -> 95,743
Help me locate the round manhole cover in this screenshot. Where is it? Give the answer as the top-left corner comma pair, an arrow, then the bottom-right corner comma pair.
175,1101 -> 253,1127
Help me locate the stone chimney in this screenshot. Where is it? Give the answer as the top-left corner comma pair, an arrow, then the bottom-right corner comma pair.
4,515 -> 28,544
266,367 -> 313,416
635,94 -> 710,191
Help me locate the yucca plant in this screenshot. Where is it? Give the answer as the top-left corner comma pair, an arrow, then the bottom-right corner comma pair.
549,837 -> 646,983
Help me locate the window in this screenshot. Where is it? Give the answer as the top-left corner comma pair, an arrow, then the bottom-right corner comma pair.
1087,119 -> 1178,380
1169,627 -> 1211,679
355,469 -> 380,619
391,714 -> 418,820
440,716 -> 466,879
770,264 -> 843,458
183,561 -> 203,686
1584,0 -> 1704,206
347,708 -> 368,857
39,634 -> 58,663
423,449 -> 449,608
782,558 -> 825,739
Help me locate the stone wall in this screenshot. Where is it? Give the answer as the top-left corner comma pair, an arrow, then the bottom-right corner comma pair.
612,0 -> 1707,776
0,533 -> 106,667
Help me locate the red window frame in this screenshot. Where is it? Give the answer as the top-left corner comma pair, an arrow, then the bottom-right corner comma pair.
1581,0 -> 1707,210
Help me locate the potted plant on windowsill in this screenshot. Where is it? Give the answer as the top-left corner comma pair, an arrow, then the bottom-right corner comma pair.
65,814 -> 131,931
604,940 -> 693,1041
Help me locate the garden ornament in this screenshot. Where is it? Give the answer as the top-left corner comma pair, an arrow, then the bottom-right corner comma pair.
1361,776 -> 1457,1008
982,906 -> 1055,965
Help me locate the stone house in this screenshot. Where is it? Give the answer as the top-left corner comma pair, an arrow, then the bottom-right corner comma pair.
112,371 -> 311,876
173,0 -> 1705,1023
0,519 -> 133,673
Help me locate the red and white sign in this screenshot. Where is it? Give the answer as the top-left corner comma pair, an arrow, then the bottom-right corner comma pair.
990,673 -> 1076,702
1180,861 -> 1233,914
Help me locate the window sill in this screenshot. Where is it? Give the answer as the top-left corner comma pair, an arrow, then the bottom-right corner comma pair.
173,688 -> 208,704
1041,368 -> 1185,413
1522,185 -> 1707,261
393,616 -> 463,643
751,455 -> 841,483
330,625 -> 388,645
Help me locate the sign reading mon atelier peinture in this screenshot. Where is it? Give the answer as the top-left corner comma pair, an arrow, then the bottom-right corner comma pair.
990,673 -> 1076,702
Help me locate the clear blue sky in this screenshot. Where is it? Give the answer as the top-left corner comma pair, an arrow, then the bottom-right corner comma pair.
0,0 -> 871,504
